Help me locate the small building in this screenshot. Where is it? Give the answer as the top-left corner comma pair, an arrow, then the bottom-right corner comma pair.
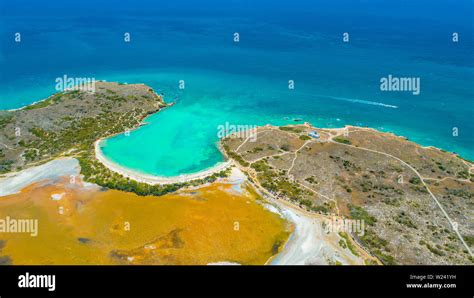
308,130 -> 320,139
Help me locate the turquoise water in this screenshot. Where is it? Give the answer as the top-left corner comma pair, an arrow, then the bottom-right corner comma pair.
100,70 -> 294,176
1,1 -> 473,176
100,62 -> 473,176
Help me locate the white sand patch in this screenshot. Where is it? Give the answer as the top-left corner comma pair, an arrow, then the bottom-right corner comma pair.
263,203 -> 283,216
226,166 -> 246,183
269,204 -> 366,265
51,192 -> 65,201
207,261 -> 241,265
0,158 -> 80,197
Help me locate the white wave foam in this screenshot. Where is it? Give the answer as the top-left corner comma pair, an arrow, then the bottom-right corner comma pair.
324,95 -> 398,109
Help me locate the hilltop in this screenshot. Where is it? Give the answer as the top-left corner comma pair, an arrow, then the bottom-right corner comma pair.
0,82 -> 166,174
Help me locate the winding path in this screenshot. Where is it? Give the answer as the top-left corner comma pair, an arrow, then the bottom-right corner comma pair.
327,128 -> 473,258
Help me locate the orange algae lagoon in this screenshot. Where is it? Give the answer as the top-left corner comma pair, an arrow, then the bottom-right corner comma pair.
0,178 -> 290,265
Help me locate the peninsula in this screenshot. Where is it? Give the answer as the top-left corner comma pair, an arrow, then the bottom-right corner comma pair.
1,83 -> 472,265
0,82 -> 229,196
221,124 -> 474,265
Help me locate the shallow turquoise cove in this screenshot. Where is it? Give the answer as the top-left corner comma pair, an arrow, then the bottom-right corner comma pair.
1,1 -> 473,176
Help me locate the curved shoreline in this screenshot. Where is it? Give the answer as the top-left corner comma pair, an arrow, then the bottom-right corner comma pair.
93,123 -> 470,186
94,139 -> 232,185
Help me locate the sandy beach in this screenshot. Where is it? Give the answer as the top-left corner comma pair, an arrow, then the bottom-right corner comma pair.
94,139 -> 232,185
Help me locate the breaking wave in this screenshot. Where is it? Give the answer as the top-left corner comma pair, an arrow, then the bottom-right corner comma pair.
322,95 -> 399,109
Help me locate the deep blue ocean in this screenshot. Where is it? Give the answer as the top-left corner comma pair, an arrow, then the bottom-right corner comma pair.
1,0 -> 473,176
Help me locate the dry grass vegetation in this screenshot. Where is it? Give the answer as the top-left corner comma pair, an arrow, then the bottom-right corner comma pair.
0,82 -> 228,196
0,82 -> 165,174
222,125 -> 474,265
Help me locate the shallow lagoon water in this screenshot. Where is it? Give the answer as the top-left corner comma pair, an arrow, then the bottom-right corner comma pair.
0,179 -> 290,265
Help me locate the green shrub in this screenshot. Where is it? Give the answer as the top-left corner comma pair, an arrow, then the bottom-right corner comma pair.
334,137 -> 351,145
